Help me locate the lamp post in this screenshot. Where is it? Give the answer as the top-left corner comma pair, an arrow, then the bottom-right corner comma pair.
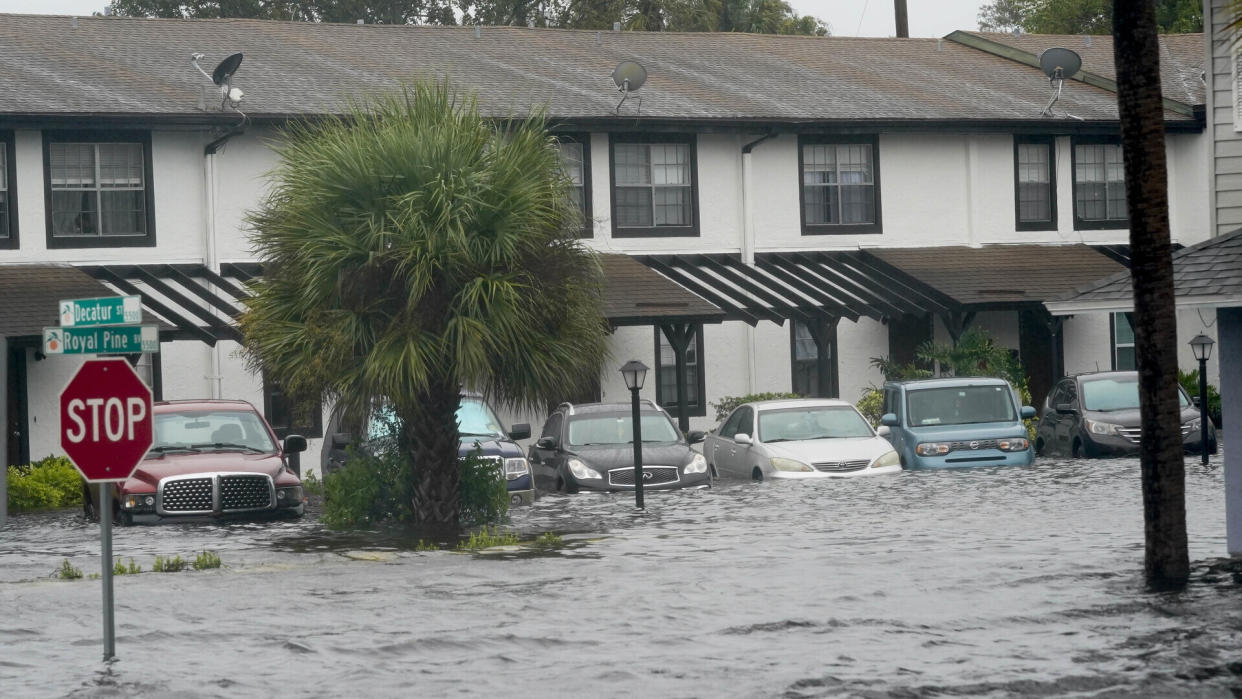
1189,332 -> 1215,465
620,360 -> 649,509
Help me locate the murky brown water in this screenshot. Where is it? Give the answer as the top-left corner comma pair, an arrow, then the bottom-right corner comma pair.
2,454 -> 1240,698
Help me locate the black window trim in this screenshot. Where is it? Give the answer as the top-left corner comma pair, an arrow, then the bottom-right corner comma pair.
556,132 -> 593,239
653,323 -> 707,418
43,130 -> 156,249
798,133 -> 882,236
1070,134 -> 1128,231
1013,134 -> 1057,232
0,130 -> 16,249
609,132 -> 700,238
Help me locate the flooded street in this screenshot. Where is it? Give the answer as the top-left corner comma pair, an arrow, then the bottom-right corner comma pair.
2,455 -> 1241,698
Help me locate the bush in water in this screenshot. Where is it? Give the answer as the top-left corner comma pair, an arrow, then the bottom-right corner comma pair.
458,445 -> 508,527
710,393 -> 802,423
7,456 -> 84,512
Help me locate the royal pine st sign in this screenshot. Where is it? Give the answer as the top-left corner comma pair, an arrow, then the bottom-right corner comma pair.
43,325 -> 159,355
60,359 -> 154,483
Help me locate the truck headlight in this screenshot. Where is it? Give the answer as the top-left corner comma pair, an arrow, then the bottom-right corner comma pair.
567,458 -> 602,480
916,442 -> 950,456
770,457 -> 813,472
684,453 -> 707,474
503,457 -> 530,480
275,486 -> 303,504
871,450 -> 901,469
121,493 -> 156,511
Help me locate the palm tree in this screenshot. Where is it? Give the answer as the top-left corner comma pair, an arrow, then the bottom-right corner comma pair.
1112,0 -> 1189,587
241,83 -> 608,530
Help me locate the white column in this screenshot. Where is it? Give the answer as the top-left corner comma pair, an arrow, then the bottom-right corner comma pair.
1221,307 -> 1242,556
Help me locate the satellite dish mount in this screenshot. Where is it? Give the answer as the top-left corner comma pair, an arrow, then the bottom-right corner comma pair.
612,61 -> 647,115
191,52 -> 247,120
1038,47 -> 1084,120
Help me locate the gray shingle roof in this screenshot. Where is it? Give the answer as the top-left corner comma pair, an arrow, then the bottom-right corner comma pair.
0,264 -> 118,337
1046,229 -> 1242,313
0,13 -> 1195,124
599,254 -> 723,325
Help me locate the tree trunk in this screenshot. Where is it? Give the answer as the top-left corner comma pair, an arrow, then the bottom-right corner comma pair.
403,375 -> 463,534
1112,0 -> 1189,587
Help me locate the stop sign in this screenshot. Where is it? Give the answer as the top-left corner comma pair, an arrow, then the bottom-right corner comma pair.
60,358 -> 154,482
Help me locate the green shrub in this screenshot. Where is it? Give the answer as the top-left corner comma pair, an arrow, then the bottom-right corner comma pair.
301,471 -> 325,497
710,393 -> 802,422
459,445 -> 508,527
856,388 -> 884,426
457,525 -> 520,551
193,551 -> 222,570
113,557 -> 141,575
532,532 -> 563,549
57,559 -> 83,580
153,555 -> 187,573
1179,369 -> 1222,427
7,456 -> 84,512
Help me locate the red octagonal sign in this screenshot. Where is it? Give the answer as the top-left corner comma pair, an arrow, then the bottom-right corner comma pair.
60,358 -> 154,483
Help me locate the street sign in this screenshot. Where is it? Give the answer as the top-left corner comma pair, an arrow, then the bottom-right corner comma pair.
59,296 -> 142,327
43,325 -> 159,356
59,358 -> 154,483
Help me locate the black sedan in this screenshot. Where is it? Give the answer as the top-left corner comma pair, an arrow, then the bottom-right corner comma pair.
528,401 -> 708,493
1035,371 -> 1217,458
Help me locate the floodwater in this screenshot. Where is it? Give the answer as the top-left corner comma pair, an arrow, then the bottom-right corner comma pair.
2,455 -> 1240,698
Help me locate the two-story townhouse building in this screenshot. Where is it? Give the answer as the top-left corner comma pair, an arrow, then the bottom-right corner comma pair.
0,14 -> 1214,476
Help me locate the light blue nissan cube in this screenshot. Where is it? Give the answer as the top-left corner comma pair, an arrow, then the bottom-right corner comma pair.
878,377 -> 1036,469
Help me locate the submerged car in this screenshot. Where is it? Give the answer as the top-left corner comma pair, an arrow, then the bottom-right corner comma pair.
1035,371 -> 1217,458
528,401 -> 709,493
706,398 -> 902,480
84,399 -> 308,525
879,377 -> 1036,469
322,392 -> 535,506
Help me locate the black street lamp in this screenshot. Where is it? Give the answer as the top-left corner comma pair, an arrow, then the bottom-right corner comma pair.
620,360 -> 649,509
1189,332 -> 1215,465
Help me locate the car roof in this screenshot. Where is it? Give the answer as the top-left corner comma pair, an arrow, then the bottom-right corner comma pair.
1069,371 -> 1138,381
742,398 -> 856,411
154,399 -> 259,412
560,401 -> 666,416
886,377 -> 1010,390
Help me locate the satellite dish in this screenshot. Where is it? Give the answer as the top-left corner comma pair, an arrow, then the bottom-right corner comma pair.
1038,47 -> 1081,80
612,61 -> 647,91
212,53 -> 244,85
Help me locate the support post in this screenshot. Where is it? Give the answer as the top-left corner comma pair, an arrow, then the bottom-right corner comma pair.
100,483 -> 115,661
630,384 -> 644,509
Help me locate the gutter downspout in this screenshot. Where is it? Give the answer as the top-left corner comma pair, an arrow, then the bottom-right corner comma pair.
203,129 -> 244,399
740,132 -> 778,393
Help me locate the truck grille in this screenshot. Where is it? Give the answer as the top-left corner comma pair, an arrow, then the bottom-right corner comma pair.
608,466 -> 680,487
159,473 -> 274,514
812,459 -> 871,473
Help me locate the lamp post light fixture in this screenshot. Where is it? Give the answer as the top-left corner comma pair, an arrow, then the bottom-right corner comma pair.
1189,333 -> 1215,465
620,360 -> 649,509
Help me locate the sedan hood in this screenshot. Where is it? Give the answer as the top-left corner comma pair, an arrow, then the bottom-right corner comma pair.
569,443 -> 694,471
765,436 -> 894,464
127,451 -> 285,488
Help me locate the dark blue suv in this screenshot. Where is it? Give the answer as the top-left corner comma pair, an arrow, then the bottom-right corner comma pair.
322,392 -> 534,505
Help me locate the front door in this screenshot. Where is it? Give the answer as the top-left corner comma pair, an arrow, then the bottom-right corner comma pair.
6,345 -> 28,467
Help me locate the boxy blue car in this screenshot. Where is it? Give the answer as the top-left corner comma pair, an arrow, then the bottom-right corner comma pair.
878,377 -> 1036,469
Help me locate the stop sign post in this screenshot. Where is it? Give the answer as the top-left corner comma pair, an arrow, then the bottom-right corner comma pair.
59,358 -> 153,662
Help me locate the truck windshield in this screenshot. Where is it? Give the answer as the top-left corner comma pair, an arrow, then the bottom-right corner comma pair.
366,397 -> 507,441
153,409 -> 277,453
906,385 -> 1016,426
1081,377 -> 1190,411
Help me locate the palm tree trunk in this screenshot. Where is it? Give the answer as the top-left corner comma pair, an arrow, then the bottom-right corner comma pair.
1112,0 -> 1189,587
402,375 -> 463,532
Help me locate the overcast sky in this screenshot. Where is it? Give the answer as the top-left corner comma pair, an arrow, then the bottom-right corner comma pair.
0,0 -> 986,37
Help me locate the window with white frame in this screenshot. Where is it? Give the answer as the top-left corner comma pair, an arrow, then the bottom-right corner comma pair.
799,136 -> 880,234
1073,139 -> 1127,228
1015,136 -> 1056,229
555,135 -> 591,237
611,135 -> 697,237
1112,312 -> 1136,371
44,133 -> 154,247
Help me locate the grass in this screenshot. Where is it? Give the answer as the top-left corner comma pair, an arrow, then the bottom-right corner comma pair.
152,555 -> 187,573
457,526 -> 520,551
193,551 -> 222,570
57,559 -> 83,580
532,532 -> 563,549
113,557 -> 142,575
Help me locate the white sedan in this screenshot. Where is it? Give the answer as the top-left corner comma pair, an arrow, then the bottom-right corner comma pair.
705,398 -> 902,480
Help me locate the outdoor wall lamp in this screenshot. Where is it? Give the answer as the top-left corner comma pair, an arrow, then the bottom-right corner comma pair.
619,360 -> 649,508
1188,333 -> 1215,465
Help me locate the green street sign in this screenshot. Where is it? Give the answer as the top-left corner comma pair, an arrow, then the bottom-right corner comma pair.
59,296 -> 142,328
43,325 -> 159,355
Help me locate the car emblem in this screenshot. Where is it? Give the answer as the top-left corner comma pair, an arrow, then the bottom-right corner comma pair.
969,441 -> 980,450
642,471 -> 653,481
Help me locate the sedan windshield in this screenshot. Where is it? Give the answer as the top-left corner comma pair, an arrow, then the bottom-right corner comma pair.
567,413 -> 680,446
153,409 -> 277,453
1081,377 -> 1190,411
907,385 -> 1016,426
758,406 -> 873,442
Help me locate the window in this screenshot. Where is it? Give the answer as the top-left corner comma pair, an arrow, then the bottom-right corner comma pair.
1112,312 -> 1136,371
540,413 -> 562,445
718,406 -> 748,439
1014,136 -> 1056,230
654,324 -> 706,417
263,377 -> 323,439
555,134 -> 591,237
610,134 -> 698,237
43,131 -> 155,248
790,319 -> 837,397
0,131 -> 15,248
799,135 -> 881,234
1072,138 -> 1127,229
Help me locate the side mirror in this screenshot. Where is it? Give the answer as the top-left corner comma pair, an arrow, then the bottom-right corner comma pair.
1055,403 -> 1076,415
686,430 -> 705,444
535,436 -> 557,450
330,432 -> 352,449
509,423 -> 532,441
283,434 -> 308,453
1192,396 -> 1201,407
880,413 -> 899,427
876,425 -> 891,437
1020,406 -> 1037,419
733,433 -> 753,446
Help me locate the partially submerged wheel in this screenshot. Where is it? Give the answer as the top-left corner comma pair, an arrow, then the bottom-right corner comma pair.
751,467 -> 764,482
1072,439 -> 1083,458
